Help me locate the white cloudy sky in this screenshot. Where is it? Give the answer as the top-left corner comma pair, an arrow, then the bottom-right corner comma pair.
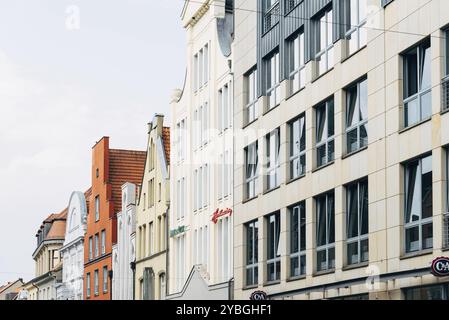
0,0 -> 185,285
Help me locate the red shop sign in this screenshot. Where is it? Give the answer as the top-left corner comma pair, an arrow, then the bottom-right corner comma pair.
212,208 -> 233,224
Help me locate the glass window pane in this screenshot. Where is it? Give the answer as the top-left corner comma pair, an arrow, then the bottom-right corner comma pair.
361,239 -> 369,262
317,197 -> 327,246
420,91 -> 432,120
405,160 -> 420,224
421,155 -> 433,219
316,104 -> 326,142
405,98 -> 420,127
405,49 -> 418,98
422,223 -> 433,250
347,128 -> 359,153
347,184 -> 359,238
360,181 -> 369,235
317,145 -> 327,168
327,194 -> 335,243
290,256 -> 299,277
328,140 -> 335,162
406,226 -> 420,253
360,124 -> 368,148
327,100 -> 334,137
347,241 -> 359,265
291,207 -> 299,254
420,43 -> 432,90
317,249 -> 327,272
328,247 -> 335,269
347,86 -> 358,128
300,206 -> 306,251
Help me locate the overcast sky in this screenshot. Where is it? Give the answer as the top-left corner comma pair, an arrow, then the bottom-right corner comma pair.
0,0 -> 185,285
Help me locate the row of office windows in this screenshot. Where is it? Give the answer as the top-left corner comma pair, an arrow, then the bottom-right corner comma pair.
86,266 -> 108,298
88,230 -> 106,261
244,148 -> 449,286
137,216 -> 167,260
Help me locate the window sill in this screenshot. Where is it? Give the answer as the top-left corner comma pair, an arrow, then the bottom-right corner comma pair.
242,195 -> 258,204
263,280 -> 281,287
443,246 -> 449,252
399,117 -> 432,134
400,249 -> 433,260
263,185 -> 281,195
262,103 -> 280,117
312,161 -> 335,173
242,118 -> 258,130
342,262 -> 369,272
286,174 -> 306,185
242,284 -> 258,291
441,108 -> 449,116
311,67 -> 334,84
342,146 -> 368,160
285,86 -> 305,101
286,275 -> 306,283
262,22 -> 279,36
313,269 -> 335,277
341,45 -> 367,64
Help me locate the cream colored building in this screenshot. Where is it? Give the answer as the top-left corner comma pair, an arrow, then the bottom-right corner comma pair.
135,114 -> 170,300
233,0 -> 449,300
168,0 -> 235,299
24,210 -> 66,300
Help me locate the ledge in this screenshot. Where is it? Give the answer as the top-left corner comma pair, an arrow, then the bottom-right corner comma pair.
286,174 -> 306,185
441,108 -> 449,116
286,275 -> 306,283
262,103 -> 280,117
311,67 -> 334,84
242,284 -> 258,291
312,269 -> 335,277
312,160 -> 335,174
242,118 -> 259,130
285,86 -> 305,102
342,146 -> 368,160
263,280 -> 281,287
398,117 -> 432,134
342,262 -> 369,272
400,249 -> 433,260
341,45 -> 367,64
263,185 -> 281,196
242,195 -> 258,204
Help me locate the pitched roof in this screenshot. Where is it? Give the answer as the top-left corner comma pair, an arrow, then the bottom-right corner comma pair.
44,208 -> 67,241
84,187 -> 92,214
0,279 -> 24,294
162,127 -> 170,165
109,149 -> 146,213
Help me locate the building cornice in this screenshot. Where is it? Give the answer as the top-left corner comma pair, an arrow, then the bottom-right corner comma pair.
183,0 -> 211,28
32,239 -> 64,259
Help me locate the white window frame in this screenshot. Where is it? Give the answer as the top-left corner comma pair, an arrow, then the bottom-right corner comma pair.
94,234 -> 99,257
289,114 -> 306,180
266,128 -> 281,191
266,51 -> 281,110
289,203 -> 306,278
95,196 -> 100,222
345,78 -> 368,154
345,0 -> 368,56
245,142 -> 259,200
101,230 -> 106,255
288,31 -> 306,94
266,212 -> 281,282
86,273 -> 91,298
102,266 -> 108,293
245,68 -> 258,124
94,270 -> 99,296
315,8 -> 334,76
245,220 -> 259,287
316,192 -> 335,272
315,98 -> 335,168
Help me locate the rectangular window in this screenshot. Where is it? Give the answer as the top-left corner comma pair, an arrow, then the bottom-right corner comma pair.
445,148 -> 449,248
103,266 -> 108,293
316,191 -> 335,272
194,53 -> 198,91
266,212 -> 281,282
94,234 -> 99,257
266,128 -> 281,190
404,284 -> 449,300
403,39 -> 432,127
346,179 -> 369,265
346,78 -> 368,154
345,0 -> 368,56
315,98 -> 335,167
204,44 -> 209,85
287,31 -> 306,94
285,0 -> 300,13
101,230 -> 106,255
245,68 -> 258,124
290,202 -> 306,278
95,196 -> 100,222
219,84 -> 230,133
246,220 -> 259,286
404,154 -> 433,253
289,114 -> 306,179
88,237 -> 93,261
265,51 -> 281,110
245,142 -> 259,199
149,222 -> 154,256
263,0 -> 280,33
86,273 -> 91,298
94,270 -> 99,296
176,119 -> 186,162
443,30 -> 449,111
315,8 -> 334,76
199,48 -> 203,87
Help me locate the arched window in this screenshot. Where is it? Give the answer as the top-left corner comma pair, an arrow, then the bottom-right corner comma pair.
159,273 -> 166,300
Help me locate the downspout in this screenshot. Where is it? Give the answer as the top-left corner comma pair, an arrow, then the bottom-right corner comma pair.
31,282 -> 40,300
165,204 -> 170,299
131,261 -> 136,300
109,270 -> 113,300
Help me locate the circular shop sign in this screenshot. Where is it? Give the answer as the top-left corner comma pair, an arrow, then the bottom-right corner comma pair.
431,257 -> 449,277
250,290 -> 269,300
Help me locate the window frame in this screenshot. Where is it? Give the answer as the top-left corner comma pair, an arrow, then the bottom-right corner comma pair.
86,272 -> 91,298
95,196 -> 100,222
102,266 -> 108,293
403,154 -> 433,254
288,114 -> 306,180
287,30 -> 306,95
245,142 -> 259,200
346,178 -> 369,266
344,0 -> 368,56
245,220 -> 259,287
266,128 -> 281,191
266,212 -> 281,282
345,77 -> 368,154
265,51 -> 281,110
94,269 -> 99,296
101,230 -> 106,255
263,0 -> 280,33
314,7 -> 334,76
403,39 -> 432,128
245,68 -> 259,124
289,202 -> 306,278
315,191 -> 336,272
315,98 -> 335,168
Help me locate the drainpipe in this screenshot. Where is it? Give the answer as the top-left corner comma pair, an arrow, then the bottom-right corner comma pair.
108,270 -> 113,300
31,282 -> 40,301
130,261 -> 136,300
228,277 -> 234,300
165,205 -> 170,299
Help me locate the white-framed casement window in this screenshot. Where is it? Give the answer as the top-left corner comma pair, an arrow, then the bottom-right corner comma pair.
266,128 -> 281,190
101,230 -> 106,255
175,235 -> 186,292
285,0 -> 300,13
289,114 -> 306,180
315,98 -> 335,168
204,44 -> 209,85
94,233 -> 99,257
88,236 -> 93,261
290,202 -> 306,278
316,191 -> 335,272
177,177 -> 186,220
287,31 -> 306,95
219,83 -> 232,133
265,51 -> 281,110
194,53 -> 199,92
198,48 -> 204,87
94,269 -> 99,296
217,217 -> 231,281
266,212 -> 281,282
194,44 -> 209,92
245,68 -> 258,124
263,0 -> 280,33
346,78 -> 368,154
442,29 -> 449,111
159,273 -> 166,300
245,220 -> 259,287
245,142 -> 259,200
102,266 -> 108,293
95,195 -> 100,222
176,119 -> 186,162
203,102 -> 209,145
404,154 -> 433,253
86,273 -> 91,298
403,38 -> 432,128
345,0 -> 367,56
346,179 -> 369,266
149,222 -> 154,256
315,7 -> 334,77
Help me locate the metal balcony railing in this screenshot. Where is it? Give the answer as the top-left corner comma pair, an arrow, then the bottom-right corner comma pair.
285,0 -> 300,13
444,212 -> 449,249
442,77 -> 449,111
264,3 -> 280,33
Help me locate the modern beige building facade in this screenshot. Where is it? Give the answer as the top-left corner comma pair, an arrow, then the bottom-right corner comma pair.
168,0 -> 235,299
135,114 -> 170,300
233,0 -> 449,300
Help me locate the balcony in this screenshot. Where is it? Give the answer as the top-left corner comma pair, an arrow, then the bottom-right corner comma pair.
444,213 -> 449,249
442,77 -> 449,111
263,2 -> 280,33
